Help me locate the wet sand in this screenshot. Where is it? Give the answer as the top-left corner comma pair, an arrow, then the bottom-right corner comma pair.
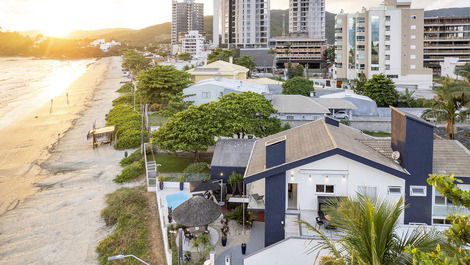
0,56 -> 126,264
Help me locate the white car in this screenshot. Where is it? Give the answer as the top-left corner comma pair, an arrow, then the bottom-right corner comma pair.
333,111 -> 349,120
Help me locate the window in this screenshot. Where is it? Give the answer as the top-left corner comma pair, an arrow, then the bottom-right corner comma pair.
335,36 -> 343,42
385,45 -> 391,51
385,25 -> 391,31
357,36 -> 365,41
358,186 -> 377,200
357,45 -> 365,51
359,64 -> 365,70
410,54 -> 416,60
316,184 -> 335,194
336,63 -> 343,68
336,54 -> 343,60
410,25 -> 416,30
434,190 -> 453,206
287,115 -> 294,120
388,186 -> 402,195
336,45 -> 343,51
371,66 -> 379,71
385,35 -> 391,41
410,15 -> 417,20
385,54 -> 391,60
386,64 -> 390,70
410,186 -> 427,196
410,64 -> 416,70
201,92 -> 211,99
357,17 -> 365,23
411,35 -> 416,40
357,54 -> 365,60
357,26 -> 365,32
433,218 -> 452,225
410,45 -> 416,50
385,16 -> 391,21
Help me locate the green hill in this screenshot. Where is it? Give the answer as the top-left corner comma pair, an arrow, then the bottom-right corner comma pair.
63,7 -> 468,47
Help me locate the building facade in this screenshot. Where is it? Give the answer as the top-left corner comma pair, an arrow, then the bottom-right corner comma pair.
181,31 -> 206,58
289,0 -> 326,40
269,37 -> 326,68
424,16 -> 470,74
171,0 -> 204,46
215,0 -> 270,48
334,0 -> 433,92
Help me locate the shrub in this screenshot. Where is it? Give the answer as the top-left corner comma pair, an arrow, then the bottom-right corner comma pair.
225,205 -> 251,225
183,162 -> 210,174
105,105 -> 141,127
97,187 -> 151,265
117,82 -> 133,93
116,129 -> 142,149
114,160 -> 145,183
120,149 -> 143,167
112,93 -> 133,106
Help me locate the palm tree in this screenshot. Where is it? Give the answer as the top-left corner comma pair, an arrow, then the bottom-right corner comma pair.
422,78 -> 470,139
298,195 -> 442,265
456,63 -> 470,83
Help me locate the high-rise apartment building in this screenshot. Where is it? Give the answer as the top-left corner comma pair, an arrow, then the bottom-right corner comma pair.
289,0 -> 326,40
424,16 -> 470,74
171,0 -> 204,46
214,0 -> 270,48
334,0 -> 432,92
181,31 -> 206,58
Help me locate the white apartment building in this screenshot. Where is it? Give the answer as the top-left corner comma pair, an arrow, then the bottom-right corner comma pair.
214,0 -> 270,48
289,0 -> 326,40
171,0 -> 204,46
333,0 -> 433,93
181,31 -> 206,58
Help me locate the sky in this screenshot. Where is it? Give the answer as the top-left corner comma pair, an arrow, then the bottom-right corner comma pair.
0,0 -> 468,37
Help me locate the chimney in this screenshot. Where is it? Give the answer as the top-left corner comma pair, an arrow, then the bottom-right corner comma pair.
390,107 -> 434,224
229,56 -> 234,64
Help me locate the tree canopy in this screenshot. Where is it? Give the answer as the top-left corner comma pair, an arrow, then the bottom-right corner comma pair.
351,72 -> 368,95
208,48 -> 236,63
282,77 -> 314,97
178,52 -> 192,61
136,65 -> 192,105
234,55 -> 256,77
122,49 -> 151,73
362,74 -> 398,107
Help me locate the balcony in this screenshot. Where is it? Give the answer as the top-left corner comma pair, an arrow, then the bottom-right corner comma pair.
433,204 -> 470,217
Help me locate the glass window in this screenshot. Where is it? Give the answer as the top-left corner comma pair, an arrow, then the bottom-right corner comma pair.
385,16 -> 391,21
385,54 -> 391,60
371,16 -> 380,65
336,63 -> 343,68
385,25 -> 391,31
386,65 -> 391,70
434,191 -> 446,205
410,64 -> 416,69
202,92 -> 211,98
336,45 -> 342,50
410,186 -> 427,196
358,186 -> 377,200
357,45 -> 365,51
287,115 -> 294,120
388,186 -> 402,195
325,185 -> 334,193
316,185 -> 325,193
316,184 -> 334,194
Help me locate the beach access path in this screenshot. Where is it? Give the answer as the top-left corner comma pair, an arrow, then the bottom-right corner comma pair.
0,56 -> 127,264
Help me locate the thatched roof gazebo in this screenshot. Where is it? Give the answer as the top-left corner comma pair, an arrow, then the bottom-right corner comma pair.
173,195 -> 222,227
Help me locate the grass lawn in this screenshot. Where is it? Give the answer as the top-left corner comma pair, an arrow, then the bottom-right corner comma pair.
148,112 -> 167,126
363,131 -> 391,137
146,153 -> 194,173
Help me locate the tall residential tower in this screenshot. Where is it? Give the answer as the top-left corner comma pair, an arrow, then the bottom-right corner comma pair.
214,0 -> 270,48
334,0 -> 433,93
171,0 -> 204,46
289,0 -> 326,40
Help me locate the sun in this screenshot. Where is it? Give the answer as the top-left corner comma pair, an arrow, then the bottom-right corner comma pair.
42,26 -> 71,38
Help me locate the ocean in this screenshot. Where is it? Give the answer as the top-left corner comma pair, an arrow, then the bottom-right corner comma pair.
0,57 -> 94,130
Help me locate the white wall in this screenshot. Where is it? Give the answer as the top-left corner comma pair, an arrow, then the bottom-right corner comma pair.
286,155 -> 405,222
183,83 -> 225,106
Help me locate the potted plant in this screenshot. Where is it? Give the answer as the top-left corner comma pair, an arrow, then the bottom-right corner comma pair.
158,175 -> 165,190
178,176 -> 185,191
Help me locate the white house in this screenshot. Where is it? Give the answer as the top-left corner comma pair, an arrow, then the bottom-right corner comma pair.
240,107 -> 470,263
183,78 -> 269,106
90,39 -> 121,52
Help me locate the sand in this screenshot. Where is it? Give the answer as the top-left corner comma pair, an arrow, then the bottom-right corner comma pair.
0,56 -> 127,264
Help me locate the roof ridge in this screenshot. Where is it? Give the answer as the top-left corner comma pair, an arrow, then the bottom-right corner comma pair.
322,120 -> 338,148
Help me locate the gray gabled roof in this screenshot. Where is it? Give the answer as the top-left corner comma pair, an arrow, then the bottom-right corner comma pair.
271,95 -> 330,114
211,139 -> 256,168
313,98 -> 358,110
245,120 -> 407,178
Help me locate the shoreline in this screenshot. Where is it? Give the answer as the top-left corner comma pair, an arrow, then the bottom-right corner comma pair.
0,56 -> 125,264
0,57 -> 109,215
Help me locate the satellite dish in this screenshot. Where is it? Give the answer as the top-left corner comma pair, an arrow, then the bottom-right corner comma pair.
392,151 -> 401,161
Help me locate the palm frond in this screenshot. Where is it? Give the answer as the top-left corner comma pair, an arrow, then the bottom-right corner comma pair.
297,219 -> 342,262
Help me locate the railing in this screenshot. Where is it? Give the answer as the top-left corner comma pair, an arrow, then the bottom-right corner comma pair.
433,205 -> 470,217
144,143 -> 157,192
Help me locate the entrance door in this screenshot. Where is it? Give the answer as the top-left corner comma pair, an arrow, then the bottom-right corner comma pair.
288,183 -> 298,209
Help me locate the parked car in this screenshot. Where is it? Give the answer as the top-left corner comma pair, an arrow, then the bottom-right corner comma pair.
334,111 -> 349,120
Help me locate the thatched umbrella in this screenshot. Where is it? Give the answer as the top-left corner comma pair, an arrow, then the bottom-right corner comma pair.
173,195 -> 222,227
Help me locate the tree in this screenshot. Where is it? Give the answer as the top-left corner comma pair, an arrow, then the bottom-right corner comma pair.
362,74 -> 398,107
397,88 -> 416,108
208,48 -> 235,63
192,233 -> 214,262
351,72 -> 368,95
406,174 -> 470,265
137,65 -> 192,105
282,77 -> 314,96
152,103 -> 220,161
299,195 -> 442,265
422,78 -> 470,139
216,92 -> 282,138
235,55 -> 256,77
228,172 -> 243,195
178,52 -> 192,61
294,64 -> 305,78
122,49 -> 151,74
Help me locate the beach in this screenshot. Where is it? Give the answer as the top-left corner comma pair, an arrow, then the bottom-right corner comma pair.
0,56 -> 125,264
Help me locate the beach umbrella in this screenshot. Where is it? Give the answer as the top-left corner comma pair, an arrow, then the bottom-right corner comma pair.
173,195 -> 222,227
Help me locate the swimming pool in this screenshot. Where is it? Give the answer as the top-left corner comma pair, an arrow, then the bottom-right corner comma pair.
166,192 -> 190,209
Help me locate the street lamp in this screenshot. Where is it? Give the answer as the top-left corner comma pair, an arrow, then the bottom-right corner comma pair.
107,254 -> 150,265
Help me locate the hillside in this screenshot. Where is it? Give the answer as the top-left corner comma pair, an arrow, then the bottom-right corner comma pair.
424,7 -> 470,17
62,7 -> 468,47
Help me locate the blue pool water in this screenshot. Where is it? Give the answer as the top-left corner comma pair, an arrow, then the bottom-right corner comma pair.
166,192 -> 190,209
